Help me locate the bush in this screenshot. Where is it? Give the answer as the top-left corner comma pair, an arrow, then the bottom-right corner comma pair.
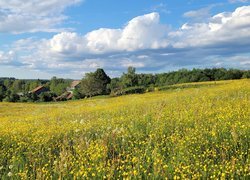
19,96 -> 29,102
2,96 -> 11,102
111,86 -> 145,96
242,71 -> 250,78
73,89 -> 84,100
2,93 -> 20,102
39,92 -> 55,102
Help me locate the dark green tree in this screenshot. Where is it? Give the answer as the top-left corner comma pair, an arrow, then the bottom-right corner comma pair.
121,67 -> 138,88
39,92 -> 55,102
0,84 -> 6,101
3,92 -> 20,102
242,71 -> 250,78
73,89 -> 83,99
79,68 -> 111,97
107,78 -> 122,92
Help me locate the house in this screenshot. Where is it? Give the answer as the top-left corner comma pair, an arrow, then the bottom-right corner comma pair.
30,85 -> 48,95
54,92 -> 71,101
66,93 -> 74,100
54,91 -> 74,101
55,80 -> 81,101
67,80 -> 81,93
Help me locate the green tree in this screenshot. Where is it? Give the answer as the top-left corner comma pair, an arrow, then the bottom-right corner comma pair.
107,78 -> 122,92
28,80 -> 41,91
39,92 -> 55,102
49,77 -> 69,96
121,67 -> 138,88
80,68 -> 111,97
73,89 -> 83,99
242,70 -> 250,78
3,92 -> 20,102
137,74 -> 156,87
12,80 -> 26,93
0,84 -> 6,101
3,79 -> 14,89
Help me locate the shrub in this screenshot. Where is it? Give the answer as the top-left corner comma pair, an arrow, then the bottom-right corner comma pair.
111,86 -> 145,96
39,92 -> 55,102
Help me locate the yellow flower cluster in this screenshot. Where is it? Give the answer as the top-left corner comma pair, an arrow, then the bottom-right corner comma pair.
0,79 -> 249,179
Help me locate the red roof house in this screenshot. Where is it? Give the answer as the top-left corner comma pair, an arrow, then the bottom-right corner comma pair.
31,85 -> 48,95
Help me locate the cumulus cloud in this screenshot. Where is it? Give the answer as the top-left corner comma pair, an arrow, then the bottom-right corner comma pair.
117,13 -> 169,51
50,32 -> 86,55
47,6 -> 250,57
49,12 -> 169,54
0,0 -> 82,33
172,6 -> 250,48
2,6 -> 250,77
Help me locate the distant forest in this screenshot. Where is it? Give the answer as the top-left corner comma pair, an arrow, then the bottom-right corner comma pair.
0,68 -> 249,102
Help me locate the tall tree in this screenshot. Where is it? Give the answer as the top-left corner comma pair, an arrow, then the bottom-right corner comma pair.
80,68 -> 111,97
121,66 -> 138,88
29,80 -> 42,91
12,80 -> 26,93
49,77 -> 69,96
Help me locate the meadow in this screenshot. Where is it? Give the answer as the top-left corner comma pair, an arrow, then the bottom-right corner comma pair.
0,79 -> 249,179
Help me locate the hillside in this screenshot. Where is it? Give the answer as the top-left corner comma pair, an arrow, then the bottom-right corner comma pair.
0,79 -> 249,179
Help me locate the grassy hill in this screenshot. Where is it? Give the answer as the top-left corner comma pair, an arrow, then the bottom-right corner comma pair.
0,79 -> 249,179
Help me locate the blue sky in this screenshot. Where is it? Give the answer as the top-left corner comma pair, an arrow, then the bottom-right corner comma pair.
0,0 -> 250,79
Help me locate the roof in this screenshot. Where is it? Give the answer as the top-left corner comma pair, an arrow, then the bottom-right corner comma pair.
55,92 -> 70,100
55,92 -> 73,101
66,93 -> 74,100
31,85 -> 45,93
70,80 -> 81,88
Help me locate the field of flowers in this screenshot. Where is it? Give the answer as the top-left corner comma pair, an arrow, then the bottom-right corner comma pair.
0,79 -> 249,179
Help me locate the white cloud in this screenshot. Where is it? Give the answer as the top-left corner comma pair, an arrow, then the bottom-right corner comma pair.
150,3 -> 171,14
0,51 -> 15,64
229,0 -> 250,3
48,6 -> 250,57
210,55 -> 250,68
172,6 -> 250,48
49,12 -> 170,55
0,0 -> 82,33
117,13 -> 169,51
85,28 -> 122,53
1,6 -> 250,77
50,32 -> 86,55
183,7 -> 212,21
137,55 -> 149,59
0,0 -> 81,15
121,58 -> 145,68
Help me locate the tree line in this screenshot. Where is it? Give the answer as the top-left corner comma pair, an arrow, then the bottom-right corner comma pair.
0,77 -> 71,102
0,68 -> 249,102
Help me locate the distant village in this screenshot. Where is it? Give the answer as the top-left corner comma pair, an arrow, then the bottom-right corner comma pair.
0,68 -> 112,102
29,80 -> 81,101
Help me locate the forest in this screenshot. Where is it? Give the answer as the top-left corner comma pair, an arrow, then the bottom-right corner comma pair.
0,67 -> 249,102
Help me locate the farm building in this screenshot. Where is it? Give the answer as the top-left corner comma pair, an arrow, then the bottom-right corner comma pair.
30,85 -> 48,95
67,80 -> 81,92
55,80 -> 81,101
54,92 -> 73,101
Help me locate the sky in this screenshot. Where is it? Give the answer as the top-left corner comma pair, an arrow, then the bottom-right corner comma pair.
0,0 -> 250,79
